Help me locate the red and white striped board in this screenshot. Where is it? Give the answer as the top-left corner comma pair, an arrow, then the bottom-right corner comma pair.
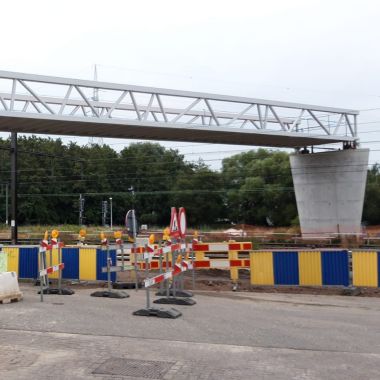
130,243 -> 190,257
194,259 -> 250,268
193,242 -> 252,252
39,263 -> 65,277
39,240 -> 64,252
144,261 -> 193,288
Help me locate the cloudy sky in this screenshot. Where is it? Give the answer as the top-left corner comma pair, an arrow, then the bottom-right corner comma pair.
1,0 -> 379,168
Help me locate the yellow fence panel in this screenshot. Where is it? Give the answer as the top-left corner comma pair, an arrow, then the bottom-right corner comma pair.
352,251 -> 378,287
46,249 -> 59,279
250,251 -> 274,285
3,247 -> 19,275
228,250 -> 239,282
298,251 -> 322,286
79,248 -> 97,281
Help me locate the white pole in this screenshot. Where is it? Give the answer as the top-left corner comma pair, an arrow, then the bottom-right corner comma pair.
109,197 -> 113,230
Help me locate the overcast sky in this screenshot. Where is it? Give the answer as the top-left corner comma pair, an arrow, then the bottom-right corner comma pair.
1,0 -> 380,168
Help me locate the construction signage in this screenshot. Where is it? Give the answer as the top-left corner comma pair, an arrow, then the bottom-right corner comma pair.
169,207 -> 180,238
178,207 -> 187,238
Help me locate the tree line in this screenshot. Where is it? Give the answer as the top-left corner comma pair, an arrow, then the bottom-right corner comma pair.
0,136 -> 378,227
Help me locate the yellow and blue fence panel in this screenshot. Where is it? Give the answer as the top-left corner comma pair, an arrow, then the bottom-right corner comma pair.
96,248 -> 116,282
1,246 -> 117,282
250,250 -> 350,287
352,251 -> 380,287
2,245 -> 380,287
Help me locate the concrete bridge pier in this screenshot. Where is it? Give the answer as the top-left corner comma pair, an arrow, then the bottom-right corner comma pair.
290,148 -> 369,236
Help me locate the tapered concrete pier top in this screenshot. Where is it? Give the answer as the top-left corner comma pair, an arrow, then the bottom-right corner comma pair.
290,148 -> 369,236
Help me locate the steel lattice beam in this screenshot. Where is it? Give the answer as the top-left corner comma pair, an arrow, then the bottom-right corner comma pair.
0,70 -> 358,147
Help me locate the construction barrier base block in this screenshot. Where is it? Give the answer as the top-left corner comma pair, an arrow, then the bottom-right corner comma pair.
133,307 -> 182,319
38,288 -> 75,295
112,282 -> 143,290
156,289 -> 194,298
153,297 -> 196,306
90,290 -> 129,298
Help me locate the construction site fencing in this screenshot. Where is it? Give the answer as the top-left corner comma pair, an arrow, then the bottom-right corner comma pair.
1,245 -> 380,288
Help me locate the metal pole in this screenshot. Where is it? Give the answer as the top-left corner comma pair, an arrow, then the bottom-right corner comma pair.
58,239 -> 62,295
10,132 -> 17,244
191,247 -> 195,290
107,245 -> 111,292
165,250 -> 170,298
109,197 -> 113,230
79,194 -> 83,226
145,247 -> 150,309
39,251 -> 43,302
132,208 -> 138,291
5,183 -> 9,225
172,248 -> 177,298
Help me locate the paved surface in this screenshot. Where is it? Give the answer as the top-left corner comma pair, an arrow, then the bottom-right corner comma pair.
0,284 -> 380,379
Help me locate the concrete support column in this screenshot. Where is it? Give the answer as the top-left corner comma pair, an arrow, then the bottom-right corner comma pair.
290,148 -> 369,236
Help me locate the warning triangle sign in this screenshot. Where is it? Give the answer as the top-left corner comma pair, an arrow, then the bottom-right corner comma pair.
169,207 -> 180,238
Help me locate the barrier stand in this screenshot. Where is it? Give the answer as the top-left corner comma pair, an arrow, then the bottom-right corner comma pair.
156,243 -> 194,299
38,231 -> 69,302
112,231 -> 139,290
130,208 -> 139,291
174,242 -> 194,298
158,241 -> 164,295
90,233 -> 129,299
191,231 -> 198,290
46,230 -> 74,296
154,242 -> 196,306
133,244 -> 181,319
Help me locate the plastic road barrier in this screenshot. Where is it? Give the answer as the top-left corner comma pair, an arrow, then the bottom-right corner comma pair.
90,234 -> 129,299
133,243 -> 182,319
38,233 -> 74,302
0,272 -> 22,304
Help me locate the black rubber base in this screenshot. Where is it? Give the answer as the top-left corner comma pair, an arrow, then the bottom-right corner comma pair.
90,290 -> 129,298
133,307 -> 182,318
153,297 -> 196,306
38,288 -> 75,295
112,282 -> 143,290
155,289 -> 193,298
341,287 -> 362,296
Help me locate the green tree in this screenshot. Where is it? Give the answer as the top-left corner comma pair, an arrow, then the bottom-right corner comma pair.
222,149 -> 296,226
363,164 -> 380,225
172,162 -> 225,227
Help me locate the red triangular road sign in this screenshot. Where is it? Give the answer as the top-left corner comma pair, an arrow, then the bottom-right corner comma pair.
169,207 -> 180,238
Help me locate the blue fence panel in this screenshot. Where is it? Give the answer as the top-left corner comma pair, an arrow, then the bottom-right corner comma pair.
321,250 -> 349,286
96,249 -> 116,282
19,247 -> 39,279
273,251 -> 299,285
62,248 -> 79,280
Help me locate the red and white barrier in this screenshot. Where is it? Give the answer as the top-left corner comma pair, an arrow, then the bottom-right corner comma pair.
39,240 -> 64,252
194,259 -> 250,268
193,242 -> 252,251
144,261 -> 193,288
39,263 -> 65,277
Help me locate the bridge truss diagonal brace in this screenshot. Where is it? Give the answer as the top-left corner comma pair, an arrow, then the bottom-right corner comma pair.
0,70 -> 359,146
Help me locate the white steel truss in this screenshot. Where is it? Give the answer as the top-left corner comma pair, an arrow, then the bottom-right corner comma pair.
0,71 -> 358,147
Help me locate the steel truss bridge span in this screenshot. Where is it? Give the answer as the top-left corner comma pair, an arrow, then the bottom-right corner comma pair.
0,71 -> 358,147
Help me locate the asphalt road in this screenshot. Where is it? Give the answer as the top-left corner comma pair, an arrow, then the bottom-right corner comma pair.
0,284 -> 379,379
